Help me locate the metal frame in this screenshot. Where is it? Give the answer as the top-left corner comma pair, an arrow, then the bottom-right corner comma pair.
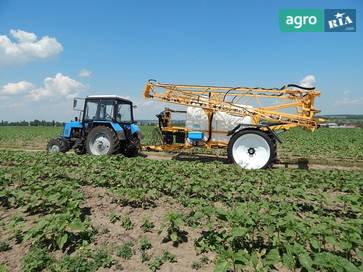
143,80 -> 322,151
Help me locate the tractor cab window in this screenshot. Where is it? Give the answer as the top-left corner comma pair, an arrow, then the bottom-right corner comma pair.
116,103 -> 132,123
84,100 -> 114,121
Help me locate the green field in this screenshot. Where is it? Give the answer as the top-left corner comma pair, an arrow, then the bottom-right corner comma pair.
0,126 -> 363,272
0,126 -> 362,162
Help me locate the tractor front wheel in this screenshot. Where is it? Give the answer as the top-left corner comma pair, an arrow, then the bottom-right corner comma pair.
86,126 -> 119,155
47,138 -> 70,153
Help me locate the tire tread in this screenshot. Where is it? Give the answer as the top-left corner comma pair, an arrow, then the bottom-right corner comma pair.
85,126 -> 119,155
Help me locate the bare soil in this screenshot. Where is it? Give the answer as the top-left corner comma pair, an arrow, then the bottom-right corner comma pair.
0,185 -> 215,272
0,207 -> 35,272
80,185 -> 215,272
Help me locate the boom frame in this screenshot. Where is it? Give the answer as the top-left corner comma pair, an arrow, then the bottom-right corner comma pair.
143,80 -> 321,151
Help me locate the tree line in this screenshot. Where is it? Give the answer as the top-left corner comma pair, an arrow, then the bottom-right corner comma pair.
0,120 -> 64,127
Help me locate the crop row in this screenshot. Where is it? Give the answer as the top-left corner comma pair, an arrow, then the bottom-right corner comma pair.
1,126 -> 363,161
0,150 -> 362,271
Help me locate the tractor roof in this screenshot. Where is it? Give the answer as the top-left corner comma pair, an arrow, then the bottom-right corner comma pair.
86,95 -> 132,103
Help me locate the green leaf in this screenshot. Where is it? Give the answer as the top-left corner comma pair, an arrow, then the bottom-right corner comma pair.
356,249 -> 363,262
214,260 -> 229,272
282,253 -> 295,269
231,227 -> 248,238
68,219 -> 85,232
263,248 -> 280,266
170,232 -> 178,242
298,253 -> 313,272
309,238 -> 320,250
57,233 -> 68,249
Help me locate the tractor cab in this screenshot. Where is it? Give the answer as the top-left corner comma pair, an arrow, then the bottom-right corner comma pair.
78,95 -> 135,124
48,95 -> 140,156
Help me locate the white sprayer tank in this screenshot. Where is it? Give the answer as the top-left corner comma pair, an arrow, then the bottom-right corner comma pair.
185,106 -> 253,144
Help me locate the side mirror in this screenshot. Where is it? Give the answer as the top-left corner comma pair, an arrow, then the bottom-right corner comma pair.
73,99 -> 77,109
133,105 -> 137,109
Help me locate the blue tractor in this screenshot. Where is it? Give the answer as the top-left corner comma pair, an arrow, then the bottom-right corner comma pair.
47,95 -> 141,156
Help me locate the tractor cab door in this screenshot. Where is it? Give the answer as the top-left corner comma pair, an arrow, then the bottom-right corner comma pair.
115,101 -> 134,124
83,99 -> 115,124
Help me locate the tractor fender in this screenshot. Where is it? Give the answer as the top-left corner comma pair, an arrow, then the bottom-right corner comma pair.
227,124 -> 282,143
89,121 -> 126,140
63,121 -> 83,138
130,123 -> 141,135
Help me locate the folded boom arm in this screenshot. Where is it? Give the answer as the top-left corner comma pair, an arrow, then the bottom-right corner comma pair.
144,80 -> 321,131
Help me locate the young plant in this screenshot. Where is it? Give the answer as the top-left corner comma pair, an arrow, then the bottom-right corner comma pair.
92,247 -> 114,269
141,250 -> 151,263
140,217 -> 155,232
8,216 -> 25,244
108,212 -> 120,223
159,212 -> 187,246
149,256 -> 163,272
24,213 -> 94,250
113,188 -> 159,208
121,216 -> 134,230
148,250 -> 177,271
117,241 -> 134,260
161,249 -> 177,263
139,236 -> 152,251
191,260 -> 202,270
53,247 -> 113,272
0,241 -> 11,252
21,246 -> 53,272
191,256 -> 209,270
200,255 -> 209,264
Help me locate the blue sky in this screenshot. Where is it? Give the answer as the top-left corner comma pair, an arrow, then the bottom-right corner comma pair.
0,0 -> 362,121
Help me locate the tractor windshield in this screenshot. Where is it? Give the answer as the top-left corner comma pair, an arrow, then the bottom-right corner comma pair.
116,103 -> 132,123
84,99 -> 114,121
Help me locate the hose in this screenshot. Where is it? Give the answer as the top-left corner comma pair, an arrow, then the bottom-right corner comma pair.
285,84 -> 315,91
206,112 -> 214,142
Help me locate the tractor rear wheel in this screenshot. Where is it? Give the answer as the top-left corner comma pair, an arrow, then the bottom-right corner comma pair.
86,126 -> 119,155
74,145 -> 87,155
121,134 -> 140,157
123,146 -> 139,157
227,129 -> 275,169
47,138 -> 70,153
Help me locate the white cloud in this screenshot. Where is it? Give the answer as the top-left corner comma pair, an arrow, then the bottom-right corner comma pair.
334,97 -> 363,106
1,80 -> 34,95
0,29 -> 63,67
78,69 -> 92,78
27,73 -> 86,101
300,75 -> 316,88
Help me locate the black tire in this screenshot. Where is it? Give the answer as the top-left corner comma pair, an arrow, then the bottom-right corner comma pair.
47,138 -> 70,153
271,138 -> 278,163
74,145 -> 87,155
86,126 -> 119,155
123,146 -> 139,157
120,135 -> 140,157
227,129 -> 276,169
